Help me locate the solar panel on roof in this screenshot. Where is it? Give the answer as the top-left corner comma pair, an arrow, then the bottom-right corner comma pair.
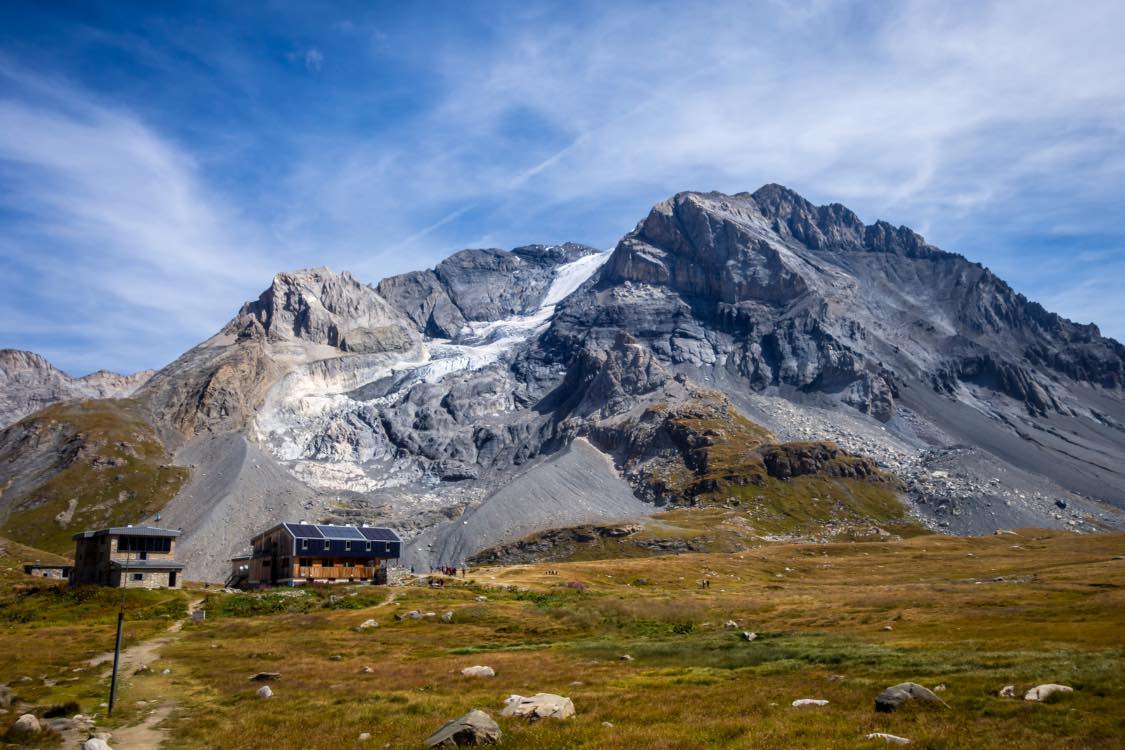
316,525 -> 365,540
358,527 -> 400,542
285,523 -> 324,539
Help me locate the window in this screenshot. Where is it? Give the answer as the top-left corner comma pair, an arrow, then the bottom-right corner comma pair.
323,540 -> 330,551
345,541 -> 351,551
118,536 -> 172,554
301,539 -> 309,550
131,573 -> 144,581
365,542 -> 372,552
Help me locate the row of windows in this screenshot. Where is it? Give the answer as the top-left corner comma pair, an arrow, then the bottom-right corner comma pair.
299,539 -> 379,552
118,536 -> 172,553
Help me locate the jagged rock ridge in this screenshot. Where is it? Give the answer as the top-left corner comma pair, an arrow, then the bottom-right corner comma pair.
0,349 -> 154,428
5,189 -> 1125,578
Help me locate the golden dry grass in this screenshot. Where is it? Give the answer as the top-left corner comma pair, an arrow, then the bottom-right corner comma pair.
1,530 -> 1123,749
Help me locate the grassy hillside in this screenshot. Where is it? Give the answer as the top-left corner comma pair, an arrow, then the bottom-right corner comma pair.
596,397 -> 921,544
2,529 -> 1117,748
0,399 -> 189,554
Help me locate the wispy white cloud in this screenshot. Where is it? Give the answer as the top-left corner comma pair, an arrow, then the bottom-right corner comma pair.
3,0 -> 1125,375
0,63 -> 279,373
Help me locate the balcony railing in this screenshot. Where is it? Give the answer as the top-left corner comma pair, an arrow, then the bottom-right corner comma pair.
297,566 -> 376,579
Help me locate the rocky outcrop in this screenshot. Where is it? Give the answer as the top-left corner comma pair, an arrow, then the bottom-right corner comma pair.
378,243 -> 597,336
226,267 -> 419,355
0,349 -> 153,428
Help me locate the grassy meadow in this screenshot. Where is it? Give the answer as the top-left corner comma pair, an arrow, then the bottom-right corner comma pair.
1,530 -> 1123,748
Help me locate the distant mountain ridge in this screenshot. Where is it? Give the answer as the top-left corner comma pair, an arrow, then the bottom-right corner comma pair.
0,349 -> 154,428
3,185 -> 1124,580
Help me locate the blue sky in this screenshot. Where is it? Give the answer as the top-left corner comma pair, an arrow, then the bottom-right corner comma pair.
2,1 -> 1124,375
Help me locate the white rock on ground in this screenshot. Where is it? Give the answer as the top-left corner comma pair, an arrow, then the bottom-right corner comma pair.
356,619 -> 379,630
866,733 -> 911,745
84,739 -> 114,750
461,666 -> 495,677
1024,684 -> 1073,701
11,714 -> 40,734
999,685 -> 1016,697
742,631 -> 757,641
257,686 -> 273,698
500,693 -> 575,721
791,699 -> 829,707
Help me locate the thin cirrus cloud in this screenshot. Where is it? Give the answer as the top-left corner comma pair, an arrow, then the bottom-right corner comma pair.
0,0 -> 1124,375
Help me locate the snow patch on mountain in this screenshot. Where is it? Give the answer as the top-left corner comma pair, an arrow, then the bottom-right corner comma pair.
252,251 -> 611,491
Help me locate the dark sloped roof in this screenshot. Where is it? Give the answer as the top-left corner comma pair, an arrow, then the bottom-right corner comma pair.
73,526 -> 181,541
359,526 -> 402,542
280,522 -> 400,543
110,559 -> 185,570
282,523 -> 324,539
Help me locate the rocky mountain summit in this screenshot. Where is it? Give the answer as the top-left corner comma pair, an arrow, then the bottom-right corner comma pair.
0,349 -> 154,428
3,185 -> 1124,579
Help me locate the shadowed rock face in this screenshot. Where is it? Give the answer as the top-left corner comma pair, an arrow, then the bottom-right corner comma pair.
8,186 -> 1125,580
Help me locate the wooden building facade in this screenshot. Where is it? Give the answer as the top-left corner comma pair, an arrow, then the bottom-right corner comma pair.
245,523 -> 401,586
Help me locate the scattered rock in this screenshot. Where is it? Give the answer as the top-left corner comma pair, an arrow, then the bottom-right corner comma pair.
723,620 -> 739,630
397,610 -> 423,621
84,739 -> 114,750
133,664 -> 150,675
356,619 -> 379,631
425,709 -> 502,747
791,699 -> 829,707
328,655 -> 343,661
998,685 -> 1016,698
741,631 -> 758,641
619,654 -> 634,661
475,595 -> 488,602
882,625 -> 894,631
162,668 -> 172,675
360,666 -> 374,674
933,683 -> 946,692
602,721 -> 614,728
0,685 -> 13,708
1024,684 -> 1073,701
256,686 -> 273,699
501,693 -> 575,721
358,732 -> 371,741
249,672 -> 281,682
461,666 -> 495,678
875,682 -> 946,712
441,611 -> 454,623
10,713 -> 40,735
866,732 -> 911,745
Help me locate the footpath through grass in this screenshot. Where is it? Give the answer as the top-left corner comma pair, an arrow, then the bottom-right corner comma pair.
1,530 -> 1123,748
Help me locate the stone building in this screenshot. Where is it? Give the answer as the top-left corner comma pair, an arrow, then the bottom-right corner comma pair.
23,563 -> 73,579
70,525 -> 184,589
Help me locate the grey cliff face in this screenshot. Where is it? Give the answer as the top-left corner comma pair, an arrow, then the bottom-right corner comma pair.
0,349 -> 154,428
8,188 -> 1125,581
227,267 -> 420,355
377,243 -> 597,337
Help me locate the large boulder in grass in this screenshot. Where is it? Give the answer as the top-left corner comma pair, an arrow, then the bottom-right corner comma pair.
461,666 -> 495,678
84,739 -> 114,750
9,713 -> 41,736
0,685 -> 13,708
874,682 -> 945,712
1024,684 -> 1073,701
500,693 -> 575,721
424,709 -> 502,747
